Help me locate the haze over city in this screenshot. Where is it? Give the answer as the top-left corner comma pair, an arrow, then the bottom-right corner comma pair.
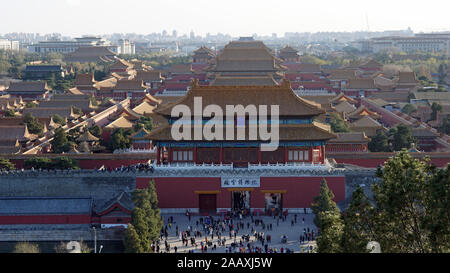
2,0 -> 449,36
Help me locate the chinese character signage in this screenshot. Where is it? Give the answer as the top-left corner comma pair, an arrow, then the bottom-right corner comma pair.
221,177 -> 260,188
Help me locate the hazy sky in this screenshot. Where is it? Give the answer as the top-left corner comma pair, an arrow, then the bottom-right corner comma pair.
1,0 -> 449,36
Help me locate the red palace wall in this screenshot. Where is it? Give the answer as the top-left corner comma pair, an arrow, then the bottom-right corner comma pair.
0,215 -> 91,225
10,159 -> 150,170
146,176 -> 346,210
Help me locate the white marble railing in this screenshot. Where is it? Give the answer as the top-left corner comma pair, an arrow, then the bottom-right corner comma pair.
248,161 -> 329,171
154,162 -> 234,170
113,148 -> 156,154
154,161 -> 331,171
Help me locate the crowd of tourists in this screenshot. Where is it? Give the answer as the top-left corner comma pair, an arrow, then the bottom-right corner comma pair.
153,210 -> 317,253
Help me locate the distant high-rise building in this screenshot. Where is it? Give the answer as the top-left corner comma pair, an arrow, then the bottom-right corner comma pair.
172,30 -> 178,38
0,39 -> 19,51
162,30 -> 168,37
190,31 -> 195,40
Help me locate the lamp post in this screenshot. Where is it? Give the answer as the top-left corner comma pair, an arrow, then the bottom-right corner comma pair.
92,227 -> 97,253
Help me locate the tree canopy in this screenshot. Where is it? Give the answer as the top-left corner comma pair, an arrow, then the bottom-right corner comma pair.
24,113 -> 44,135
124,180 -> 163,253
51,128 -> 72,154
0,158 -> 15,171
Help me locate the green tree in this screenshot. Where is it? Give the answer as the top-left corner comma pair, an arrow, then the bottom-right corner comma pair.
5,109 -> 15,117
372,150 -> 436,252
340,186 -> 374,253
368,131 -> 390,152
90,96 -> 99,107
124,224 -> 145,253
52,114 -> 66,125
0,158 -> 15,171
422,164 -> 450,252
438,63 -> 448,85
401,104 -> 417,115
12,242 -> 40,253
311,179 -> 340,228
389,124 -> 415,151
24,157 -> 53,169
52,157 -> 80,170
25,102 -> 37,108
124,181 -> 163,253
134,116 -> 153,132
431,102 -> 443,121
316,211 -> 344,253
51,128 -> 71,153
88,125 -> 103,138
23,113 -> 44,135
329,113 -> 350,133
110,129 -> 132,150
440,115 -> 450,134
72,106 -> 83,116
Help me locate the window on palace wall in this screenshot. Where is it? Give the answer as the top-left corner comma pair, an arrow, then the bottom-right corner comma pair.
197,148 -> 220,164
288,149 -> 310,162
261,148 -> 285,163
223,148 -> 259,163
173,149 -> 193,162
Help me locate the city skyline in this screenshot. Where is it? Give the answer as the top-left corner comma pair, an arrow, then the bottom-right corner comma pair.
1,0 -> 449,37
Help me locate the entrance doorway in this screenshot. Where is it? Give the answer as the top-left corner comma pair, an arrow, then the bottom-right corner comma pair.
199,194 -> 217,214
265,193 -> 282,215
231,191 -> 251,213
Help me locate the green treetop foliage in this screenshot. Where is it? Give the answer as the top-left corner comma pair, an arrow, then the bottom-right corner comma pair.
0,158 -> 15,171
124,224 -> 145,253
88,125 -> 103,138
51,128 -> 72,154
134,116 -> 153,132
311,179 -> 340,228
431,103 -> 443,121
12,242 -> 40,253
109,128 -> 132,151
438,63 -> 448,85
440,115 -> 450,134
388,124 -> 416,151
52,114 -> 66,125
0,50 -> 40,76
24,156 -> 79,170
90,96 -> 99,107
25,102 -> 37,108
340,186 -> 374,253
72,106 -> 83,116
24,157 -> 53,169
124,180 -> 163,253
368,131 -> 391,152
5,109 -> 15,117
372,150 -> 447,253
316,210 -> 344,253
329,113 -> 350,133
23,113 -> 44,135
401,104 -> 417,115
52,157 -> 80,170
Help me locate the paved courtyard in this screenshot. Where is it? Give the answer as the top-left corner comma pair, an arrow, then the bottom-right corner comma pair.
159,213 -> 318,253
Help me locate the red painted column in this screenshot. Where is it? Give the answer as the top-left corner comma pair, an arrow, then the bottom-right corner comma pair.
219,146 -> 223,164
168,147 -> 172,163
258,148 -> 262,163
309,147 -> 313,163
156,146 -> 160,165
193,147 -> 197,163
321,145 -> 325,164
284,147 -> 288,163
